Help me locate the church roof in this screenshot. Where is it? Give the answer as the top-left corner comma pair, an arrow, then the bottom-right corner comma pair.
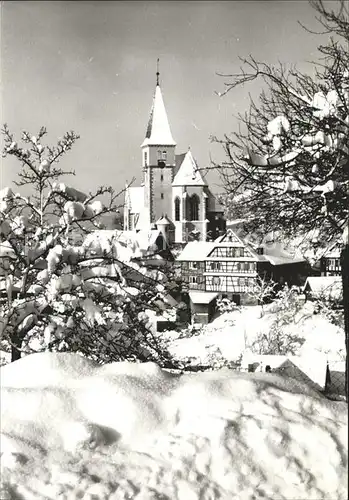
206,188 -> 224,213
141,85 -> 176,147
172,149 -> 207,186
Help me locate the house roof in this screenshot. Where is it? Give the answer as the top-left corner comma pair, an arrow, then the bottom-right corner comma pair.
172,150 -> 207,187
215,229 -> 246,246
176,241 -> 215,261
83,228 -> 170,259
141,85 -> 176,147
189,291 -> 218,304
322,241 -> 342,259
241,353 -> 328,391
303,276 -> 342,299
250,241 -> 306,266
177,230 -> 307,266
156,215 -> 172,226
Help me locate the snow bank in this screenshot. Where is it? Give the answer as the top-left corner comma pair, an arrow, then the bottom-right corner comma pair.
1,352 -> 347,500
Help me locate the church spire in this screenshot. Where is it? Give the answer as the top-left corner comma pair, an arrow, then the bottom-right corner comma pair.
141,64 -> 176,147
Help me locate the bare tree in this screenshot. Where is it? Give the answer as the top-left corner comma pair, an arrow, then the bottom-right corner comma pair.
213,0 -> 349,399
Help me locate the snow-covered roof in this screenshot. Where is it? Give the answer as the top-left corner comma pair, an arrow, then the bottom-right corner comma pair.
141,85 -> 176,147
82,229 -> 169,261
176,241 -> 215,261
214,229 -> 245,246
249,241 -> 306,266
156,215 -> 172,226
189,291 -> 218,304
125,186 -> 144,215
177,231 -> 306,266
241,353 -> 328,391
172,150 -> 207,187
303,276 -> 342,299
322,241 -> 342,259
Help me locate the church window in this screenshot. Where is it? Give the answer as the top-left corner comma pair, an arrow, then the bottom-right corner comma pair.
162,150 -> 167,160
144,152 -> 148,166
160,174 -> 164,181
157,149 -> 165,167
161,193 -> 164,199
174,197 -> 180,221
189,194 -> 200,221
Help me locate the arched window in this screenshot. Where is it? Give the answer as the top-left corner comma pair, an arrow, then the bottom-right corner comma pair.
174,197 -> 180,221
190,194 -> 200,221
162,150 -> 167,160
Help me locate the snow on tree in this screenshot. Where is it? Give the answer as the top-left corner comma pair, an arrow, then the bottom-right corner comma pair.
0,125 -> 175,366
213,0 -> 349,398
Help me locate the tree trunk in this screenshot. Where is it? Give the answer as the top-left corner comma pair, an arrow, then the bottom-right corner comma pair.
340,244 -> 349,403
11,336 -> 22,362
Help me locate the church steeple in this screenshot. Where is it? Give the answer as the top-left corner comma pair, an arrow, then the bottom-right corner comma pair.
141,64 -> 176,148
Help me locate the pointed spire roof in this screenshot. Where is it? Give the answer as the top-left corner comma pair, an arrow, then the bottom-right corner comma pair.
141,84 -> 176,147
172,149 -> 207,186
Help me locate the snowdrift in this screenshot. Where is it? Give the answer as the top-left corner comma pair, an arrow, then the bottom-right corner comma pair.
1,352 -> 348,500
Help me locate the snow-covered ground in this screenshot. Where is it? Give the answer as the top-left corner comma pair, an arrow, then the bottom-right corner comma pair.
1,352 -> 347,500
163,302 -> 345,369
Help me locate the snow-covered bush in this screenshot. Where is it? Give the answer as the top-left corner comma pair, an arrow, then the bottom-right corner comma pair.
216,297 -> 240,314
0,126 -> 176,366
251,286 -> 306,355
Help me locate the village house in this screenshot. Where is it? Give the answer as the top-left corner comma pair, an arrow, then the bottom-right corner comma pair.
318,240 -> 342,276
176,228 -> 309,323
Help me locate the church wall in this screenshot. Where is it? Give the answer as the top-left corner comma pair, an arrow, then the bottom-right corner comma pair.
150,166 -> 173,221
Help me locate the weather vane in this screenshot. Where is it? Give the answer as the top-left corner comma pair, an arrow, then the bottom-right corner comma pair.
156,58 -> 160,86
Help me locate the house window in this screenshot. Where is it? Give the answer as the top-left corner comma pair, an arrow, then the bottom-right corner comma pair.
212,276 -> 221,289
161,193 -> 164,199
174,197 -> 180,221
210,262 -> 221,271
227,247 -> 236,258
328,258 -> 339,269
190,262 -> 198,269
190,276 -> 197,284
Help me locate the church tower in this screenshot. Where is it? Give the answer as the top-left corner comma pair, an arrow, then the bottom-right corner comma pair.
141,62 -> 176,225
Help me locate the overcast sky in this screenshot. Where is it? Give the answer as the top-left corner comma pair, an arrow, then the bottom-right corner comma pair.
1,0 -> 333,200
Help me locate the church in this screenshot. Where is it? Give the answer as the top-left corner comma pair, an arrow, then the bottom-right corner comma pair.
123,70 -> 225,245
